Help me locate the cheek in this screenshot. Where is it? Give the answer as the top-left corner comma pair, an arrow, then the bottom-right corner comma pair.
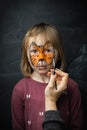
45,53 -> 54,64
30,55 -> 39,66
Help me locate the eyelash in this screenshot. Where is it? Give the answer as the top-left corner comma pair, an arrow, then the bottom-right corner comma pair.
30,49 -> 38,53
45,49 -> 53,53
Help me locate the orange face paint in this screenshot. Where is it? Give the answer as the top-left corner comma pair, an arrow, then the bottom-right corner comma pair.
29,42 -> 55,66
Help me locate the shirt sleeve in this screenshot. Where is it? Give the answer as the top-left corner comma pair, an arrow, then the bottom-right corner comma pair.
42,110 -> 65,130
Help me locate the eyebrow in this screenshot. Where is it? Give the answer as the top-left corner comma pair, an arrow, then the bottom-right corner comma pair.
30,42 -> 43,49
30,42 -> 36,47
30,41 -> 54,48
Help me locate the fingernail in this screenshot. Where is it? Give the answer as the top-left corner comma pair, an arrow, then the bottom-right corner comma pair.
52,70 -> 55,75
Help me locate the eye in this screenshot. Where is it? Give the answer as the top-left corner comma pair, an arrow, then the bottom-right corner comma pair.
45,49 -> 51,53
30,49 -> 39,56
30,49 -> 37,53
45,48 -> 54,54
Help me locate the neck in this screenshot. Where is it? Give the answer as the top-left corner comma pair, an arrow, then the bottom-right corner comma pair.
31,71 -> 49,83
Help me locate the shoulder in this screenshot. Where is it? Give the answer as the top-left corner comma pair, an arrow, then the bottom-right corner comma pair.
13,77 -> 31,92
67,77 -> 80,95
68,77 -> 78,87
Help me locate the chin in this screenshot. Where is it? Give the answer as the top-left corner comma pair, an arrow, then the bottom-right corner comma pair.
37,69 -> 48,74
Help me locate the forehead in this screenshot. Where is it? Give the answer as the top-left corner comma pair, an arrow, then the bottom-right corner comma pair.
29,34 -> 51,47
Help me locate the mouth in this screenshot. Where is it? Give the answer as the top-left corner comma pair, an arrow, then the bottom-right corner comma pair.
37,66 -> 46,70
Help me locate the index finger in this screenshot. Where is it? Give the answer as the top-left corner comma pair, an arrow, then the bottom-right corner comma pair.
55,68 -> 68,77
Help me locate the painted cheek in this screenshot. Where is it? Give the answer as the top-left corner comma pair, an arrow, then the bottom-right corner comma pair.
30,55 -> 39,66
45,53 -> 54,64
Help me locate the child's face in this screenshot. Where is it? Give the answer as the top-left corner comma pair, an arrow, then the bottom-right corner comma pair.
27,34 -> 58,74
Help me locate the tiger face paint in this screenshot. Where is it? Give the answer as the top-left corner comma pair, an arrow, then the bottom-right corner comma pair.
29,41 -> 55,66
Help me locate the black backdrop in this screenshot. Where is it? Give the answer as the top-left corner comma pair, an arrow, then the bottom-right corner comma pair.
0,0 -> 87,130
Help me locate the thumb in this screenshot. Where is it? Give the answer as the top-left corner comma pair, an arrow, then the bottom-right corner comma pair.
48,72 -> 56,88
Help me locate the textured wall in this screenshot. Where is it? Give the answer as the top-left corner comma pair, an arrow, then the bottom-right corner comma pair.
0,0 -> 87,129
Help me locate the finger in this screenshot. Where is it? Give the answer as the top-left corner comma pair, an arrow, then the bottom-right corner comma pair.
51,69 -> 55,75
55,68 -> 68,77
47,71 -> 51,76
48,72 -> 56,87
55,68 -> 64,75
47,69 -> 55,76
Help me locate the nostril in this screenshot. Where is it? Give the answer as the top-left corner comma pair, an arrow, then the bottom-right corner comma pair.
39,59 -> 44,61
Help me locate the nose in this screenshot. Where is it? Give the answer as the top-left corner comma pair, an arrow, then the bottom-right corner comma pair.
39,52 -> 44,60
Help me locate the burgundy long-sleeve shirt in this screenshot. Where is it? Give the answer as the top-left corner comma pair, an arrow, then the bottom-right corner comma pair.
11,77 -> 84,130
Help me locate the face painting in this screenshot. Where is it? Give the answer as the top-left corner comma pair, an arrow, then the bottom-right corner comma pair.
29,42 -> 55,66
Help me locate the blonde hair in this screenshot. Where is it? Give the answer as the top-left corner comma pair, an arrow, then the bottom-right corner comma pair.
20,23 -> 66,77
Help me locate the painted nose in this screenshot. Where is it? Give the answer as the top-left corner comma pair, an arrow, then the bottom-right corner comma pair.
39,52 -> 45,60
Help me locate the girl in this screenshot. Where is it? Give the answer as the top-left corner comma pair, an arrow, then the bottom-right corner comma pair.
11,23 -> 83,130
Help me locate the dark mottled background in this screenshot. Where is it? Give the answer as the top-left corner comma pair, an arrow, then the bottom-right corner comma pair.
0,0 -> 87,129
